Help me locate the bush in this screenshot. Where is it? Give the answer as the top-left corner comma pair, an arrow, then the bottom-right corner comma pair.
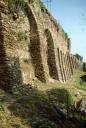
83,62 -> 86,72
74,54 -> 83,62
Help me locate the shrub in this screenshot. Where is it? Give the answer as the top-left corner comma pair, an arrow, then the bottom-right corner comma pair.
83,62 -> 86,72
74,54 -> 83,62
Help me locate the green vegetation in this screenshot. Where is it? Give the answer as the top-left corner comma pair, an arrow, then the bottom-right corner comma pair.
0,70 -> 86,127
78,79 -> 86,91
83,62 -> 86,72
23,58 -> 31,64
0,99 -> 4,111
47,88 -> 73,113
8,0 -> 26,13
17,31 -> 28,41
39,0 -> 47,13
62,28 -> 68,39
74,53 -> 83,61
67,38 -> 71,51
28,0 -> 35,4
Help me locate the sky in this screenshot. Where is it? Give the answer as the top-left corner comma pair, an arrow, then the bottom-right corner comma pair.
43,0 -> 86,61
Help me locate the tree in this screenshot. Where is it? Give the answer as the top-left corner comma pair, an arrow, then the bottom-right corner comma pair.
83,62 -> 86,72
74,53 -> 83,62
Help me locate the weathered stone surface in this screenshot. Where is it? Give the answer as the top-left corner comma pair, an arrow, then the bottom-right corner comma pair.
0,0 -> 81,92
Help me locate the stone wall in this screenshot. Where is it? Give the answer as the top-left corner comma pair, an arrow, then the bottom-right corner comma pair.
0,0 -> 81,92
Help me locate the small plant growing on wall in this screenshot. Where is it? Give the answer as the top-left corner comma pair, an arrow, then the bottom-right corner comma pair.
39,0 -> 47,13
17,31 -> 28,41
23,58 -> 31,64
8,0 -> 26,12
62,28 -> 68,39
28,0 -> 35,4
8,0 -> 26,20
67,38 -> 71,51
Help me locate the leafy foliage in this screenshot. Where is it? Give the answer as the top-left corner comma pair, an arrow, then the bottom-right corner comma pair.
74,54 -> 83,61
83,62 -> 86,72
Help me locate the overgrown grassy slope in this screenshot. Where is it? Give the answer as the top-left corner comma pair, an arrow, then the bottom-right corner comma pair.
0,70 -> 86,128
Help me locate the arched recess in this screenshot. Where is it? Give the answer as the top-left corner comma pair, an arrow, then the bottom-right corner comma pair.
45,29 -> 59,80
24,4 -> 46,83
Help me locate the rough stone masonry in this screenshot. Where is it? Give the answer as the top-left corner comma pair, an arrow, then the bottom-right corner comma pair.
0,0 -> 81,92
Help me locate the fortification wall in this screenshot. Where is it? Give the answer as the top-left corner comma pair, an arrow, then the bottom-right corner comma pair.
0,0 -> 81,92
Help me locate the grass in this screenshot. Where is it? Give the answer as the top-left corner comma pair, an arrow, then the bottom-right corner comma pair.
8,0 -> 26,13
78,79 -> 86,91
0,70 -> 86,128
47,88 -> 73,113
0,99 -> 5,111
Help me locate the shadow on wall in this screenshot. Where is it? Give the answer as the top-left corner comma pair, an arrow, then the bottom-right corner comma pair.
57,48 -> 64,82
45,29 -> 59,80
24,4 -> 46,83
0,13 -> 23,92
0,13 -> 11,91
7,87 -> 86,128
8,57 -> 23,92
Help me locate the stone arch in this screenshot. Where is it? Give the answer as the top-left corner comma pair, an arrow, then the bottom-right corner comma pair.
24,4 -> 46,83
45,29 -> 59,80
